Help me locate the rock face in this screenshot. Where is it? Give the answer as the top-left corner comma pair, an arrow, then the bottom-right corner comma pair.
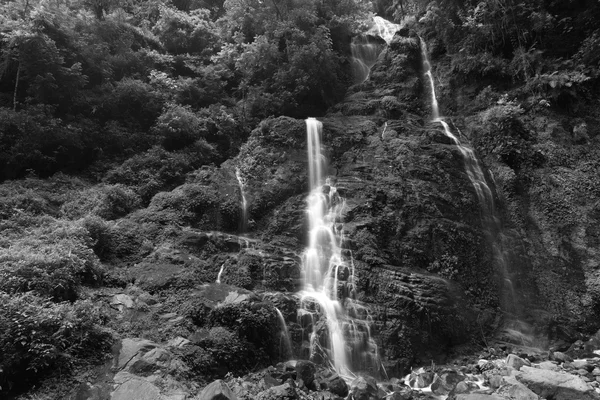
225,32 -> 493,369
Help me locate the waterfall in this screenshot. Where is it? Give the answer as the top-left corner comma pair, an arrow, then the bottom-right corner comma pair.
298,118 -> 383,379
351,16 -> 401,83
235,167 -> 249,234
372,16 -> 401,44
275,307 -> 294,359
216,263 -> 225,284
419,38 -> 520,320
351,36 -> 381,83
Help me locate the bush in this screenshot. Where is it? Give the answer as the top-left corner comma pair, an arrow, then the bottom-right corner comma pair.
104,146 -> 214,204
207,301 -> 279,360
61,184 -> 141,220
152,104 -> 210,151
0,219 -> 103,302
0,293 -> 111,394
178,327 -> 253,379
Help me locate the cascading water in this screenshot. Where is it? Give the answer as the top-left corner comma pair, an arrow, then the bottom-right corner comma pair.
419,38 -> 521,322
235,167 -> 249,234
351,16 -> 401,83
298,118 -> 383,379
216,263 -> 225,284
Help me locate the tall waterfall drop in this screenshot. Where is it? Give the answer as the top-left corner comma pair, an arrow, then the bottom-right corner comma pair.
419,38 -> 520,320
299,118 -> 383,378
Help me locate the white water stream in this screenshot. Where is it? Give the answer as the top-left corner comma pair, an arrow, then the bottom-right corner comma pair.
298,118 -> 383,379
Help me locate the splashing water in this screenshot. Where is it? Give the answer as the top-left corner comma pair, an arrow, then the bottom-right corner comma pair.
419,38 -> 523,325
298,118 -> 383,379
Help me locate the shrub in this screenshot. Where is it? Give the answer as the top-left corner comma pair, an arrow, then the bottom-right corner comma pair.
61,184 -> 141,220
0,293 -> 112,394
152,104 -> 210,151
104,146 -> 213,204
178,327 -> 253,379
207,301 -> 279,360
0,219 -> 103,302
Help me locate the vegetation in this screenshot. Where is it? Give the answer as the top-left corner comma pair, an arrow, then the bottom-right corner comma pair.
1,0 -> 600,397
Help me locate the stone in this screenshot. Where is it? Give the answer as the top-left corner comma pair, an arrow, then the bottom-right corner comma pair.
167,337 -> 191,348
115,338 -> 159,370
349,375 -> 379,400
111,378 -> 161,400
324,373 -> 348,397
111,294 -> 135,311
573,360 -> 592,371
554,352 -> 573,362
295,360 -> 317,389
406,369 -> 434,388
498,375 -> 539,400
256,382 -> 298,400
506,354 -> 530,371
431,369 -> 465,395
488,374 -> 503,389
517,365 -> 598,400
538,361 -> 560,371
196,380 -> 238,400
455,395 -> 505,400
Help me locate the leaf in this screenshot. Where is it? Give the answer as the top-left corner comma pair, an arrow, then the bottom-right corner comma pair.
549,80 -> 557,88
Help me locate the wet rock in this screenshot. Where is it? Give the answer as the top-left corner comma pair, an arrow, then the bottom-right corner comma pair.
111,294 -> 135,311
554,352 -> 573,362
295,360 -> 317,390
538,361 -> 560,371
497,375 -> 539,400
196,380 -> 238,400
115,338 -> 159,370
129,348 -> 171,375
349,375 -> 379,400
111,377 -> 161,400
406,369 -> 434,388
431,369 -> 465,395
322,373 -> 348,397
455,395 -> 505,400
517,365 -> 598,399
167,337 -> 191,348
506,354 -> 530,371
256,382 -> 298,400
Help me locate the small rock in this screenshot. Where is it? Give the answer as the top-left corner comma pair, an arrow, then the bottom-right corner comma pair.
167,337 -> 191,348
506,354 -> 530,371
111,378 -> 161,400
111,294 -> 135,311
295,360 -> 317,390
455,395 -> 505,400
573,360 -> 592,371
324,373 -> 348,397
431,369 -> 465,395
554,352 -> 573,362
538,361 -> 560,371
488,374 -> 503,389
196,380 -> 238,400
349,375 -> 379,400
497,375 -> 538,400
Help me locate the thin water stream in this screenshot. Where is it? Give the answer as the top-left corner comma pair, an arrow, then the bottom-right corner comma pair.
419,38 -> 523,326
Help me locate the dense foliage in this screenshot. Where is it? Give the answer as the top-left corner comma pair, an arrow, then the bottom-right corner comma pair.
0,0 -> 370,181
